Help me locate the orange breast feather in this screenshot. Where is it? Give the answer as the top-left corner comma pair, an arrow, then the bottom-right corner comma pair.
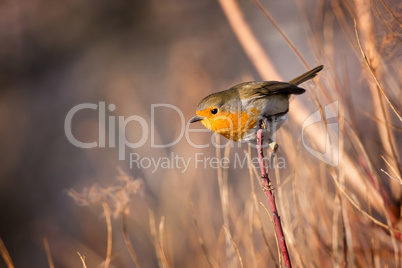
197,108 -> 259,141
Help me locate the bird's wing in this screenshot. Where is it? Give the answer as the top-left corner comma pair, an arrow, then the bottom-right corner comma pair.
238,81 -> 305,100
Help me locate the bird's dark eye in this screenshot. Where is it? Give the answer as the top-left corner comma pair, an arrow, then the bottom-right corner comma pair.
211,108 -> 218,114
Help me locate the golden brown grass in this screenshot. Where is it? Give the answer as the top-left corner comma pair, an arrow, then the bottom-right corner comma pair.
2,0 -> 400,267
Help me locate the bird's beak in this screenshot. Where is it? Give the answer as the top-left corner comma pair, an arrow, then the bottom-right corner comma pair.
190,116 -> 204,123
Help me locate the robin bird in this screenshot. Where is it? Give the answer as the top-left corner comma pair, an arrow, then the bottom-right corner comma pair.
190,65 -> 323,144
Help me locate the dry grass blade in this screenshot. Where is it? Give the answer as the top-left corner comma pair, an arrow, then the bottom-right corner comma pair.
338,106 -> 354,267
122,210 -> 142,268
354,20 -> 402,122
379,0 -> 402,28
215,135 -> 235,266
77,251 -> 88,268
43,237 -> 54,268
381,169 -> 402,185
353,0 -> 402,204
148,209 -> 170,268
252,0 -> 309,69
260,202 -> 281,267
330,170 -> 401,234
256,0 -> 331,109
0,238 -> 14,268
332,195 -> 342,267
158,216 -> 169,267
381,155 -> 402,183
247,205 -> 258,268
223,225 -> 244,268
216,0 -> 280,80
188,196 -> 216,268
357,107 -> 402,132
340,196 -> 354,267
102,202 -> 113,268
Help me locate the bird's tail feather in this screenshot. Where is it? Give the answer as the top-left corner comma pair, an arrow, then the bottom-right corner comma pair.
288,65 -> 324,85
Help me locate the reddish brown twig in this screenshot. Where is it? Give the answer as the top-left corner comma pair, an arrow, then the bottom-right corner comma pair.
256,128 -> 292,267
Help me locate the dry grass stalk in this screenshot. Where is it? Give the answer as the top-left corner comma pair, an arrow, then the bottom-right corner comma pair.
271,133 -> 308,267
222,0 -> 386,217
354,20 -> 401,122
122,209 -> 142,268
188,196 -> 216,268
0,238 -> 14,268
332,195 -> 343,268
215,135 -> 235,266
329,169 -> 399,232
381,169 -> 402,185
102,202 -> 112,268
77,251 -> 88,268
338,104 -> 352,267
216,0 -> 280,80
340,197 -> 355,267
246,207 -> 258,268
43,237 -> 54,268
251,0 -> 309,69
223,225 -> 244,268
148,210 -> 170,268
58,0 -> 401,266
259,202 -> 281,266
357,108 -> 402,131
68,172 -> 143,266
354,0 -> 402,202
379,0 -> 402,28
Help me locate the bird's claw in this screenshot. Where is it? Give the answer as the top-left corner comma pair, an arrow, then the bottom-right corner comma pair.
266,139 -> 278,152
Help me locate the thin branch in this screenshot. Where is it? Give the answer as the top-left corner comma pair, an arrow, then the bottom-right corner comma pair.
245,148 -> 279,267
256,128 -> 292,267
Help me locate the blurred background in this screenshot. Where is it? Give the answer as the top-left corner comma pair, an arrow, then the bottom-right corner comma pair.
0,0 -> 401,267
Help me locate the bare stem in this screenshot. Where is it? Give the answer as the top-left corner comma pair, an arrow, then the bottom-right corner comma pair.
0,238 -> 14,268
256,129 -> 291,268
77,252 -> 88,268
122,211 -> 142,268
43,237 -> 54,268
102,202 -> 112,268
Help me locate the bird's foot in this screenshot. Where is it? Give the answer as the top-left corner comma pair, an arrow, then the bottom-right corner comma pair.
267,139 -> 278,152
